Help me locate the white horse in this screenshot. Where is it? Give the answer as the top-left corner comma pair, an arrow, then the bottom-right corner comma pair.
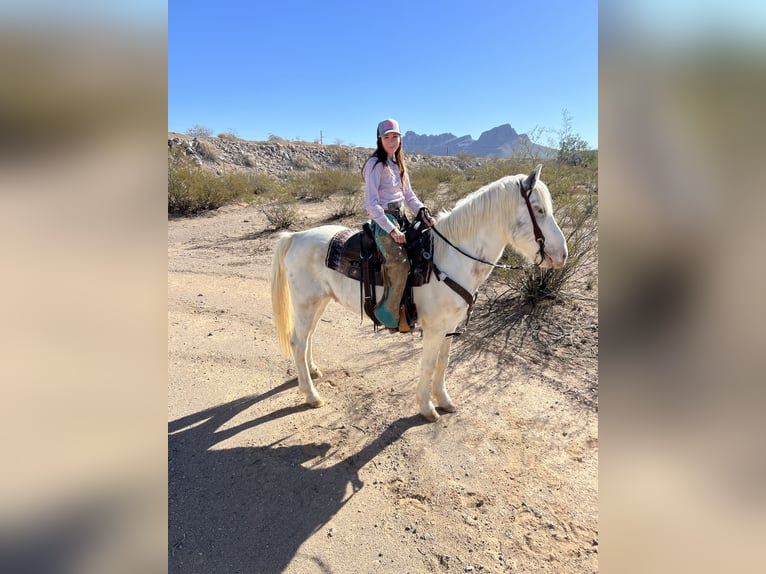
271,165 -> 568,421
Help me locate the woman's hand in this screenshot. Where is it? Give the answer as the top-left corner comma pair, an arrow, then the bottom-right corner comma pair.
390,228 -> 406,244
418,207 -> 436,228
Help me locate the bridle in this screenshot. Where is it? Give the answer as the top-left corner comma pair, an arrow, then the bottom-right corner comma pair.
420,178 -> 549,337
427,178 -> 548,270
520,178 -> 548,265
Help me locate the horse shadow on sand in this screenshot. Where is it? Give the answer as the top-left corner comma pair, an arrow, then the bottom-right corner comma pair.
169,380 -> 425,574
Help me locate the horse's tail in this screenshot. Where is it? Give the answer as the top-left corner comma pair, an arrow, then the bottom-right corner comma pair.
271,232 -> 294,357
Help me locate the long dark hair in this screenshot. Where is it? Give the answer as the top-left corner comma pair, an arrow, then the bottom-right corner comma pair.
361,136 -> 407,183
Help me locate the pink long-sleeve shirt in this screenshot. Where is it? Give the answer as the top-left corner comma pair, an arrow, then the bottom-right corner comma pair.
362,156 -> 424,234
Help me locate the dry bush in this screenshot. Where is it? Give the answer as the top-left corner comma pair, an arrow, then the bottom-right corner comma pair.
491,190 -> 598,307
193,139 -> 219,162
290,153 -> 314,170
261,194 -> 299,230
186,124 -> 212,137
328,193 -> 364,219
241,152 -> 256,167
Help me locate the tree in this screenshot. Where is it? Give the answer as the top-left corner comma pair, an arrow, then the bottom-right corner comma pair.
557,110 -> 590,166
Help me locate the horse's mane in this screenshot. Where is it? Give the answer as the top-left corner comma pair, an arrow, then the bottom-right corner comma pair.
436,175 -> 522,244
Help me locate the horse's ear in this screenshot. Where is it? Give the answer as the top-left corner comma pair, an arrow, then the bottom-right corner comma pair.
523,164 -> 543,191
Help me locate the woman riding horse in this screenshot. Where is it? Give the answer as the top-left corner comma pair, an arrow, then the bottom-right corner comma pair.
361,118 -> 436,330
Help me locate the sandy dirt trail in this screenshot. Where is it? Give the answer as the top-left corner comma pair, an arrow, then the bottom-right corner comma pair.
168,201 -> 598,573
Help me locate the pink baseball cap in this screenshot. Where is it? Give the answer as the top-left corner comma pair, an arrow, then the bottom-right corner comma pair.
377,118 -> 400,137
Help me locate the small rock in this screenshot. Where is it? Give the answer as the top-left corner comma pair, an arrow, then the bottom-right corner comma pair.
465,567 -> 474,572
327,528 -> 334,537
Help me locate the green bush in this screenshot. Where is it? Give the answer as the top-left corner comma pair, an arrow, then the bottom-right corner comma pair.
168,147 -> 271,215
295,169 -> 361,201
462,159 -> 521,186
410,165 -> 457,196
249,172 -> 285,198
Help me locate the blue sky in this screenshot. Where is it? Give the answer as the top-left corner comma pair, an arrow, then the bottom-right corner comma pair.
169,0 -> 598,149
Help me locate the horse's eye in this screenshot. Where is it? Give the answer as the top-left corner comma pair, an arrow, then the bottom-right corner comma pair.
536,207 -> 545,216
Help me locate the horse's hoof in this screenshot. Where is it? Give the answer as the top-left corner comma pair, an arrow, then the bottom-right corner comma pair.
309,368 -> 323,379
306,397 -> 325,408
439,402 -> 457,414
420,408 -> 440,423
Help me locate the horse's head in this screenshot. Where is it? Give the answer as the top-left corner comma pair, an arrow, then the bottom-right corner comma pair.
512,165 -> 568,269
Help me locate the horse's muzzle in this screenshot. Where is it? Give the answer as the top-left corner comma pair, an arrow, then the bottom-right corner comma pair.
543,253 -> 567,269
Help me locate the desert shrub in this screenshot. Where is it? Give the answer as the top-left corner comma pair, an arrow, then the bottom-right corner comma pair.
462,159 -> 521,186
330,144 -> 351,166
249,173 -> 284,197
217,132 -> 239,141
328,176 -> 364,219
283,172 -> 312,199
556,109 -> 591,166
410,165 -> 458,197
329,194 -> 364,219
194,139 -> 219,162
168,148 -> 237,215
169,147 -> 271,215
261,192 -> 298,230
186,124 -> 212,137
410,165 -> 463,212
290,153 -> 314,170
301,169 -> 361,201
241,152 -> 256,167
490,190 -> 598,306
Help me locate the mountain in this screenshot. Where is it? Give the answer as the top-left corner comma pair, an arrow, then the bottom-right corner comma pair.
403,123 -> 555,159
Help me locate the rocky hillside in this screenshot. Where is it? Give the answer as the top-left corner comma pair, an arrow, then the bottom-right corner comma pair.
168,132 -> 506,179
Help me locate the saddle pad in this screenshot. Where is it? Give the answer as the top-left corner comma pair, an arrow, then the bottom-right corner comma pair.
325,227 -> 361,275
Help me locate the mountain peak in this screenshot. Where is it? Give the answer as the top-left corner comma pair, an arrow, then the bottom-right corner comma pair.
403,123 -> 552,159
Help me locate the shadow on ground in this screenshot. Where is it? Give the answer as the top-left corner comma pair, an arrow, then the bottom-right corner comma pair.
169,381 -> 425,574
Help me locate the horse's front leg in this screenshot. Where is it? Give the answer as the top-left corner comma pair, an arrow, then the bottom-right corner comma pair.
416,330 -> 443,422
432,337 -> 456,413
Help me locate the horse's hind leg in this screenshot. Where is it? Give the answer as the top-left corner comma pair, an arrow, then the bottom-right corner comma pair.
291,297 -> 328,407
307,299 -> 330,379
